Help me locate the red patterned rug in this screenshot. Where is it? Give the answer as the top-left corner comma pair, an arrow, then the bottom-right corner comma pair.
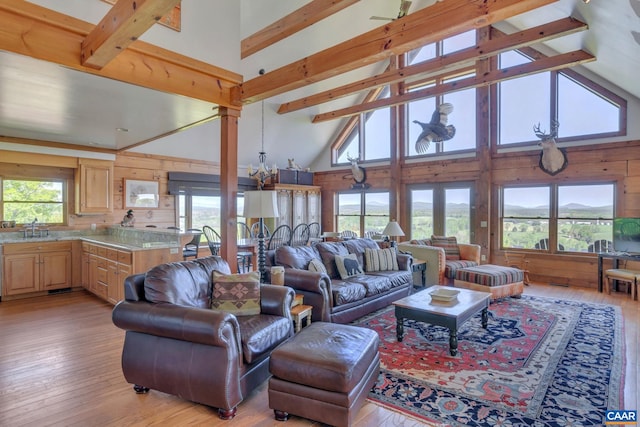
354,295 -> 624,426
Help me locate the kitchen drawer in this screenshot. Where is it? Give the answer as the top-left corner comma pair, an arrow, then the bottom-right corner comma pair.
97,257 -> 108,269
97,245 -> 107,258
117,251 -> 132,264
96,265 -> 108,284
106,248 -> 118,261
95,282 -> 108,299
3,241 -> 72,255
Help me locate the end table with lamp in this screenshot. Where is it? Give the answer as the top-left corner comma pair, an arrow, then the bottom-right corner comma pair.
383,220 -> 405,248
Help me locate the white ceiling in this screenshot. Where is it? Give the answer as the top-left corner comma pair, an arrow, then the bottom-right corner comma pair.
0,0 -> 638,172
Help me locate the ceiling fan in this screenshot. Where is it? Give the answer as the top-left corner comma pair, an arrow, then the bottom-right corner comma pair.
370,0 -> 412,21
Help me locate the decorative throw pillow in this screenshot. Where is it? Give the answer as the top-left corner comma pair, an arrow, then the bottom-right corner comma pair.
211,270 -> 261,316
308,258 -> 328,274
430,235 -> 461,260
364,247 -> 399,272
334,253 -> 364,280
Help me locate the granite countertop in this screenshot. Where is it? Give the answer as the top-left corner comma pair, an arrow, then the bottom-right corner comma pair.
0,227 -> 182,251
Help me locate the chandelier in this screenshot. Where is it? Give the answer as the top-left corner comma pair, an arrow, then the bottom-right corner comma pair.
247,100 -> 277,189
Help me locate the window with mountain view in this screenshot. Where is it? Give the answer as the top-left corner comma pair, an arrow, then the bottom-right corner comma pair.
498,50 -> 624,145
410,183 -> 472,243
501,183 -> 614,252
336,191 -> 389,236
334,31 -> 625,164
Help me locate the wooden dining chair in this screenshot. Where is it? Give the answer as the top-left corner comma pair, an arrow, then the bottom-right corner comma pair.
202,225 -> 221,256
341,230 -> 358,240
307,222 -> 321,241
236,222 -> 253,273
267,225 -> 292,251
290,223 -> 310,246
251,222 -> 271,239
183,228 -> 202,260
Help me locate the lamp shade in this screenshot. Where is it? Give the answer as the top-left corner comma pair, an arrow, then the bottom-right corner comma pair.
383,220 -> 405,237
243,190 -> 279,219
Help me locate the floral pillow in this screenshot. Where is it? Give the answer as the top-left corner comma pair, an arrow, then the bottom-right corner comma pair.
211,270 -> 261,316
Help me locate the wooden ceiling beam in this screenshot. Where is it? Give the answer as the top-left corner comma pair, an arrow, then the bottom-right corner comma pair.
0,0 -> 242,108
81,0 -> 181,69
240,0 -> 558,103
277,17 -> 587,114
241,0 -> 361,59
312,49 -> 595,123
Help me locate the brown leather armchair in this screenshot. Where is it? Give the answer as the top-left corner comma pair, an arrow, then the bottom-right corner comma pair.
112,256 -> 295,420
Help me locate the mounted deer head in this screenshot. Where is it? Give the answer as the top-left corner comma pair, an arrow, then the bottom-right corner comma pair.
533,120 -> 568,176
346,154 -> 366,184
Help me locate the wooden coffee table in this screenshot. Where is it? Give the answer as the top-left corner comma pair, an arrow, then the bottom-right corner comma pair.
392,286 -> 490,356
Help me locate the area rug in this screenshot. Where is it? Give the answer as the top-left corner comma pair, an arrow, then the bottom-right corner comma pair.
354,295 -> 624,426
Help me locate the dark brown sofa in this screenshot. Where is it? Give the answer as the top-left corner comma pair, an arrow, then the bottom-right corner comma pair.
267,238 -> 413,324
111,256 -> 295,420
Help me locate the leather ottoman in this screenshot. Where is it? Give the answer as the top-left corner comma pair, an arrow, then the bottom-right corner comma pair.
268,322 -> 380,427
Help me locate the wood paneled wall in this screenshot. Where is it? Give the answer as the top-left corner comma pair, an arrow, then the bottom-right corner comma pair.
313,138 -> 640,289
2,139 -> 640,289
0,150 -> 220,231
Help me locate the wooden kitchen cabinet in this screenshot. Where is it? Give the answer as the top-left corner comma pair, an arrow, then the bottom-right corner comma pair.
75,158 -> 114,214
3,241 -> 72,297
82,241 -> 178,305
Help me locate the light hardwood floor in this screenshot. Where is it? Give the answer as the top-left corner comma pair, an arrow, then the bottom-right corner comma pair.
0,283 -> 636,427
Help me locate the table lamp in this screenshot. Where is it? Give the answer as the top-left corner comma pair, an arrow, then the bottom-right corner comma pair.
243,190 -> 279,282
383,220 -> 405,247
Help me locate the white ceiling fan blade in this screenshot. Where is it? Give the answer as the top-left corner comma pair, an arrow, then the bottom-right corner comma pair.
369,15 -> 394,21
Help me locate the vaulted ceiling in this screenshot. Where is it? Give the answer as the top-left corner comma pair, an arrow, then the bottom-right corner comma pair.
0,0 -> 638,171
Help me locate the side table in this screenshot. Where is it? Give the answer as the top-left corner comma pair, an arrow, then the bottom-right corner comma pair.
412,259 -> 427,286
290,304 -> 313,333
292,294 -> 303,307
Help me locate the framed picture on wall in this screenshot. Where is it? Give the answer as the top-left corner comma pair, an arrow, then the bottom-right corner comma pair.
124,179 -> 159,208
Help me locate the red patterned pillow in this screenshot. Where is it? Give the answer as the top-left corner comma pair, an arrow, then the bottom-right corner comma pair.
211,270 -> 261,316
430,235 -> 461,261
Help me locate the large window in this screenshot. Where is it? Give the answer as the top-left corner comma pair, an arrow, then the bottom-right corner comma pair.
409,183 -> 473,243
2,178 -> 65,225
178,194 -> 221,231
178,194 -> 246,232
333,30 -> 478,164
501,183 -> 615,252
498,50 -> 625,146
336,191 -> 389,236
501,186 -> 551,249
